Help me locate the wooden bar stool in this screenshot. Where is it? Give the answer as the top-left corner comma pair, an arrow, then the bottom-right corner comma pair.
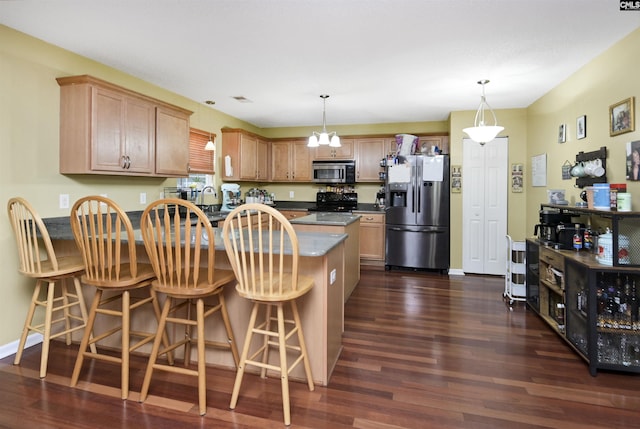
222,203 -> 315,426
69,195 -> 170,400
7,197 -> 94,378
138,199 -> 239,416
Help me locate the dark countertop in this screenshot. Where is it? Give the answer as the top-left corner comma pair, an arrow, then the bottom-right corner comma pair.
42,210 -> 347,257
289,212 -> 361,226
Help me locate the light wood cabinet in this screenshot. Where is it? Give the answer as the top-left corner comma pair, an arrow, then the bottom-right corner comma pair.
355,212 -> 385,263
355,138 -> 386,182
57,75 -> 192,177
155,105 -> 190,176
278,209 -> 308,221
271,140 -> 312,182
221,129 -> 270,181
314,139 -> 354,160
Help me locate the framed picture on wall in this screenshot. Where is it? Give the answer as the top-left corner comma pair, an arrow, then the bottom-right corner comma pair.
511,163 -> 523,192
610,97 -> 635,136
558,124 -> 566,143
576,115 -> 586,139
451,165 -> 462,193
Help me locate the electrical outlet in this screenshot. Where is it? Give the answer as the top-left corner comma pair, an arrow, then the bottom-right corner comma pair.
59,194 -> 69,209
159,191 -> 165,199
289,191 -> 295,199
99,194 -> 108,208
330,269 -> 337,285
139,192 -> 146,204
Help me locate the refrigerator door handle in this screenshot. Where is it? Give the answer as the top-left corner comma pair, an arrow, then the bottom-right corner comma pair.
388,227 -> 446,233
416,160 -> 421,213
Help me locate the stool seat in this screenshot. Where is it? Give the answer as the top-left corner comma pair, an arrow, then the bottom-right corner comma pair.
222,203 -> 314,426
7,197 -> 94,379
138,199 -> 239,416
69,195 -> 169,400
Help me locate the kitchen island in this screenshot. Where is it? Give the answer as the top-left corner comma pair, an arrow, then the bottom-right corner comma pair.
289,212 -> 361,303
45,217 -> 347,386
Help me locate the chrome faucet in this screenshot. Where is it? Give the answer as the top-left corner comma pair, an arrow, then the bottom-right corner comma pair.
199,186 -> 217,205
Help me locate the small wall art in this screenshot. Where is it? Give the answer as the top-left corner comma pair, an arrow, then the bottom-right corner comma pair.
511,163 -> 523,192
610,97 -> 635,136
558,124 -> 566,143
451,165 -> 462,193
576,115 -> 586,139
626,140 -> 640,181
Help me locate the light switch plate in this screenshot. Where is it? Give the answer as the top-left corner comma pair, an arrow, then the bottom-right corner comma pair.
330,269 -> 337,285
59,194 -> 69,209
140,192 -> 146,204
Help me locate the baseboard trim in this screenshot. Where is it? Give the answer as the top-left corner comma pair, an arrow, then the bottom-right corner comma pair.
448,268 -> 465,276
0,334 -> 43,360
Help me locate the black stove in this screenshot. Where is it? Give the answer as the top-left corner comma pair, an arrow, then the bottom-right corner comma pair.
307,192 -> 358,212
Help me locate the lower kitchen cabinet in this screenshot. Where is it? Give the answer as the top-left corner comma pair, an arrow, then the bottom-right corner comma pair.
355,212 -> 385,265
278,210 -> 308,221
527,240 -> 640,375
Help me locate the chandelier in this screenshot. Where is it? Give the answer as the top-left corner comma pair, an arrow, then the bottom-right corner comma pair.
308,94 -> 340,148
463,80 -> 504,145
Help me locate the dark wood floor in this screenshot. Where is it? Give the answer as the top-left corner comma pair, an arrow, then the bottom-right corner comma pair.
2,269 -> 640,428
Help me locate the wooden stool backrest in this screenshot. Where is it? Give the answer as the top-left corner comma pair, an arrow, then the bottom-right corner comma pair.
70,195 -> 140,286
140,198 -> 216,289
7,197 -> 60,276
222,203 -> 302,301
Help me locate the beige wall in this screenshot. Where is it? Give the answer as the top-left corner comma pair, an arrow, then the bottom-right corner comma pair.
1,23 -> 639,348
525,28 -> 640,237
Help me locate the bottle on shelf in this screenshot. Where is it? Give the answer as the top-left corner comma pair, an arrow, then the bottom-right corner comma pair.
583,222 -> 593,251
572,224 -> 582,251
631,280 -> 639,327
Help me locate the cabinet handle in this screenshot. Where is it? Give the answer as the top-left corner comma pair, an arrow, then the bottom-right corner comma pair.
121,155 -> 127,169
126,156 -> 131,169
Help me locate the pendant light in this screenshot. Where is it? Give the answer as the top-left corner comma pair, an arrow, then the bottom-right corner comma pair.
204,133 -> 215,151
463,80 -> 504,145
308,94 -> 340,148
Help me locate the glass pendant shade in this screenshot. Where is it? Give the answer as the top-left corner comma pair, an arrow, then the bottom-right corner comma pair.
308,135 -> 319,147
463,80 -> 504,145
308,94 -> 340,148
204,139 -> 215,151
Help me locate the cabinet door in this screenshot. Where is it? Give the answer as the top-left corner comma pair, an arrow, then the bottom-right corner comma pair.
279,210 -> 307,220
564,259 -> 589,358
291,140 -> 312,181
239,133 -> 258,180
271,141 -> 291,181
355,138 -> 385,182
124,97 -> 155,174
314,139 -> 354,159
155,106 -> 189,177
256,138 -> 269,180
92,87 -> 127,172
358,213 -> 385,260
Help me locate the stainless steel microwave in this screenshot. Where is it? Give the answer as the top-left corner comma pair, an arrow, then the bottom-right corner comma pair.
312,160 -> 356,184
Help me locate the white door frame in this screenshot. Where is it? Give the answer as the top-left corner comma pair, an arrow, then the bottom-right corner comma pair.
462,137 -> 508,275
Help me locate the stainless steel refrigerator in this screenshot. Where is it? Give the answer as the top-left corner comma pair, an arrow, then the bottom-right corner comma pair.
384,154 -> 450,272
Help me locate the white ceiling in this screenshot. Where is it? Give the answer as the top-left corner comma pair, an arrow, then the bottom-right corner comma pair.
1,0 -> 638,128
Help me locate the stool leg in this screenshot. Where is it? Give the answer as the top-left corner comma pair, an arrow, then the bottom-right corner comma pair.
230,301 -> 260,410
14,281 -> 41,366
291,300 -> 314,391
61,278 -> 72,346
149,289 -> 173,365
218,292 -> 239,367
71,289 -> 101,388
39,280 -> 56,378
196,298 -> 207,416
260,303 -> 273,378
121,291 -> 130,400
276,303 -> 291,426
71,277 -> 97,354
140,296 -> 172,403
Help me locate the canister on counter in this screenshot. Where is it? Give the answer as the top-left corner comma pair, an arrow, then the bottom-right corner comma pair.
593,183 -> 610,211
609,184 -> 627,211
618,192 -> 632,211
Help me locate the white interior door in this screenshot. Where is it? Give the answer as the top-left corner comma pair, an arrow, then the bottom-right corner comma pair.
462,137 -> 508,275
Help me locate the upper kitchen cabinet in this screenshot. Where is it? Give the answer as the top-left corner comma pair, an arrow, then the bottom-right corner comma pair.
221,128 -> 270,181
57,75 -> 192,177
271,139 -> 312,182
355,138 -> 386,182
314,138 -> 354,160
155,105 -> 191,176
418,135 -> 449,154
